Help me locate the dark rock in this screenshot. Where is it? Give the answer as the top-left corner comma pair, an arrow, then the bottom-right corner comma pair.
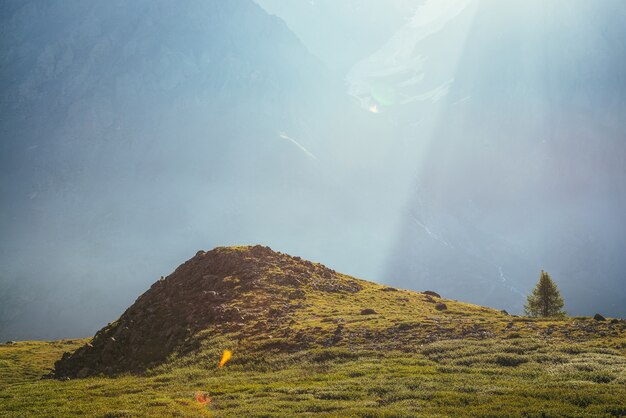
593,313 -> 606,321
381,287 -> 398,292
360,308 -> 377,315
423,291 -> 441,298
424,295 -> 436,303
435,303 -> 448,311
5,341 -> 16,345
322,324 -> 343,347
76,367 -> 92,378
288,289 -> 306,300
500,310 -> 509,315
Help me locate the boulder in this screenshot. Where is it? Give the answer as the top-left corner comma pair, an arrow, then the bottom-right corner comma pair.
360,308 -> 377,315
593,313 -> 606,321
435,303 -> 448,311
423,291 -> 441,298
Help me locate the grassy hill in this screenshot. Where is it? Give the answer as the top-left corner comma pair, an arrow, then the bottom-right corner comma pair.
2,246 -> 626,417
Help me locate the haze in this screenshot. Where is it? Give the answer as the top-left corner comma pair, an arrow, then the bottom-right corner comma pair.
1,0 -> 624,341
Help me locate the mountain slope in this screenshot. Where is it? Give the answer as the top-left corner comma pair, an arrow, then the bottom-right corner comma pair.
53,246 -> 626,380
2,246 -> 626,416
53,246 -> 363,377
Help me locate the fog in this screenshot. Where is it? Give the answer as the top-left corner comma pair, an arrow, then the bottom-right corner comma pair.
1,0 -> 624,340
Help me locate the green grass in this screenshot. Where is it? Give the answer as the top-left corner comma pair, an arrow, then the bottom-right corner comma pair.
3,332 -> 626,416
2,247 -> 626,417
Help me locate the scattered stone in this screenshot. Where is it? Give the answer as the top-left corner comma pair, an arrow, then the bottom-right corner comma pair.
397,323 -> 414,331
323,324 -> 344,347
593,313 -> 606,321
361,308 -> 377,315
53,245 -> 360,378
435,303 -> 448,311
424,295 -> 436,303
423,291 -> 441,298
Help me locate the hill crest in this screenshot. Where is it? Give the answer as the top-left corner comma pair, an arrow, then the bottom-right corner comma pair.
53,245 -> 362,377
53,245 -> 623,379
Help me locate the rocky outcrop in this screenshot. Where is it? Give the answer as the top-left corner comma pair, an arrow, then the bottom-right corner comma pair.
423,291 -> 441,298
53,245 -> 362,378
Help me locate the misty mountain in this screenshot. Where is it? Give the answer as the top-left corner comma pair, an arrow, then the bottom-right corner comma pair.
1,0 -> 624,341
379,0 -> 626,316
263,0 -> 626,316
254,0 -> 420,73
0,0 -> 400,340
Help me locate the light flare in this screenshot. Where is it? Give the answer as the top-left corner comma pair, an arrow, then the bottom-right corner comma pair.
195,391 -> 212,405
369,104 -> 379,113
219,349 -> 232,368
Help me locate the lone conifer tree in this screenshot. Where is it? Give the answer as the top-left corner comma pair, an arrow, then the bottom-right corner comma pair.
525,270 -> 566,317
